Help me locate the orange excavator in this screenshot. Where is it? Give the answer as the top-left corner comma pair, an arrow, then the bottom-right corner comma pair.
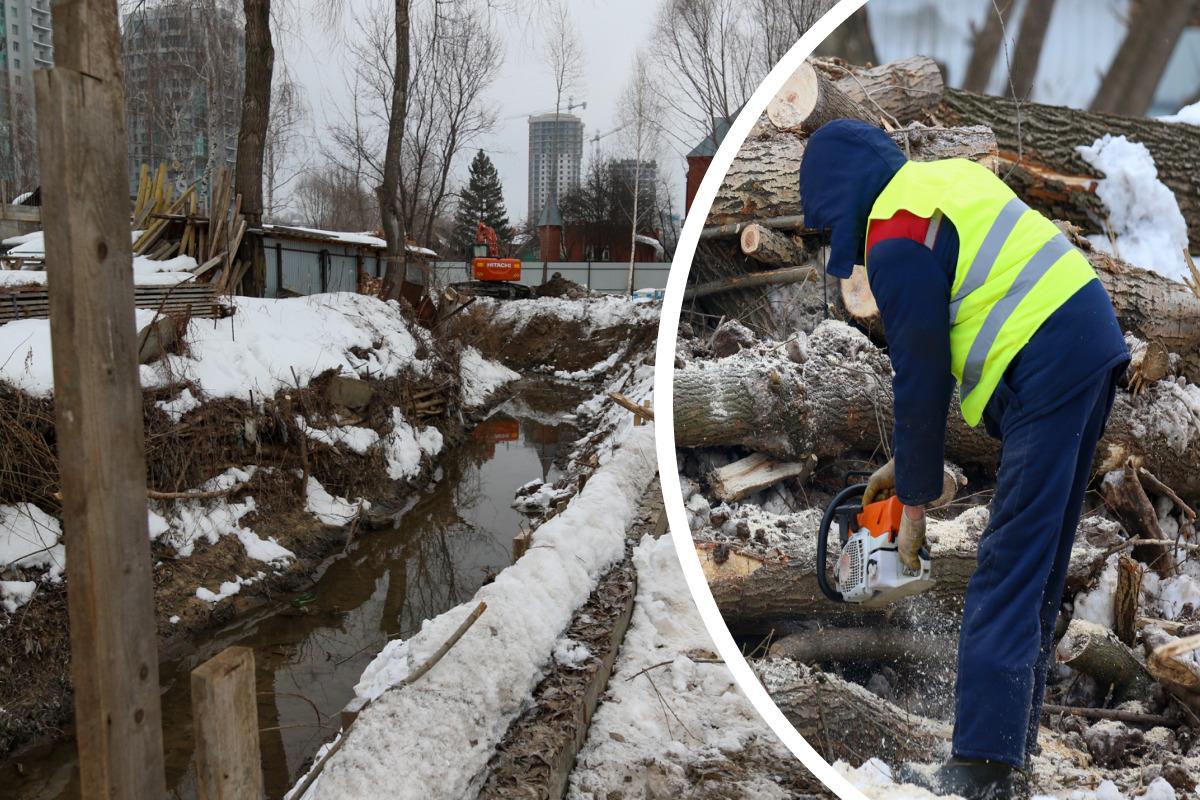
451,221 -> 533,300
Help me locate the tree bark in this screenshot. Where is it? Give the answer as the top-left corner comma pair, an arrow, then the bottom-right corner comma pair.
760,658 -> 951,765
768,628 -> 954,664
942,88 -> 1200,250
1006,0 -> 1056,99
1057,618 -> 1156,704
817,56 -> 945,126
674,322 -> 1200,499
766,60 -> 879,135
234,0 -> 273,298
739,223 -> 807,266
379,0 -> 413,303
708,125 -> 997,226
961,0 -> 1013,93
1090,0 -> 1199,117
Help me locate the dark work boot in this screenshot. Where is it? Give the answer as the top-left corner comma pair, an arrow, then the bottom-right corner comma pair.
895,758 -> 1029,799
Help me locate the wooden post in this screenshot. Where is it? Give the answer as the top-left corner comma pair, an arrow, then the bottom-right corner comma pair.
33,1 -> 166,796
192,647 -> 263,800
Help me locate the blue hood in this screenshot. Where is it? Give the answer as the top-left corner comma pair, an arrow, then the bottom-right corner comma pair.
799,120 -> 908,278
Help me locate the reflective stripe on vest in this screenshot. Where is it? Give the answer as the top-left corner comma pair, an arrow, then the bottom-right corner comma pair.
866,159 -> 1098,426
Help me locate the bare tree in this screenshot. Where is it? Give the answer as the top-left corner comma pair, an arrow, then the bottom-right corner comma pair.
1091,0 -> 1200,116
235,0 -> 274,295
295,160 -> 379,231
618,54 -> 663,294
263,65 -> 309,221
1006,0 -> 1057,99
962,0 -> 1014,93
377,0 -> 414,302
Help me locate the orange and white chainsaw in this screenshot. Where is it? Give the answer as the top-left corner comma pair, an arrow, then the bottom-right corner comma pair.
816,478 -> 934,607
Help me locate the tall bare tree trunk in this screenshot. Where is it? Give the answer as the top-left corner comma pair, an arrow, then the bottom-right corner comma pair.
961,0 -> 1013,93
1006,0 -> 1056,99
1090,0 -> 1199,116
235,0 -> 273,297
813,7 -> 877,66
626,157 -> 641,295
379,0 -> 414,304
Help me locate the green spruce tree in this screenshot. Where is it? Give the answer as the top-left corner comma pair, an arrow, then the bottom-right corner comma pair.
451,151 -> 515,258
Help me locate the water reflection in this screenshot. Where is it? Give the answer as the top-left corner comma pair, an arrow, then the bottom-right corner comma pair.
3,403 -> 573,799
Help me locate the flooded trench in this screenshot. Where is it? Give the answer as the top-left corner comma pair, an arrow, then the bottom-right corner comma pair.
4,381 -> 583,799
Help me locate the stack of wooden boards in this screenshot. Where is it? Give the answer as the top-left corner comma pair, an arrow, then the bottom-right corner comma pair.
131,163 -> 249,295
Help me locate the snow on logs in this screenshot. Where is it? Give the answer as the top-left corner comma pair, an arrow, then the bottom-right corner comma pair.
674,321 -> 1200,500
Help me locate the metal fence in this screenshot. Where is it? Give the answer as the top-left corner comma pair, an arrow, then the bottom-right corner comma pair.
261,237 -> 671,298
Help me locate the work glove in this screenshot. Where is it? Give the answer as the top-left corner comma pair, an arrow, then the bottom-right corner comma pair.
862,458 -> 896,505
897,506 -> 926,573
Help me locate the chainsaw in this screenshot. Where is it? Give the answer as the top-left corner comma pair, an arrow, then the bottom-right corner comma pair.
815,477 -> 935,607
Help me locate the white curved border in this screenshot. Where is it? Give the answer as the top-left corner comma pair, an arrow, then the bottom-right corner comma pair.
654,2 -> 872,798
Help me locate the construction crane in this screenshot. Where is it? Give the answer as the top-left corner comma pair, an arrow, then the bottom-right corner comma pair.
590,123 -> 628,160
502,98 -> 588,121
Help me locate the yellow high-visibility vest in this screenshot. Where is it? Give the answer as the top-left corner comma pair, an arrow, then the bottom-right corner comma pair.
867,159 -> 1098,426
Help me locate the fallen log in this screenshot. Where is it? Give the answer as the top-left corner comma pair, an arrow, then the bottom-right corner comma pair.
695,506 -> 987,630
1056,618 -> 1155,704
708,125 -> 997,226
1042,704 -> 1179,728
768,627 -> 953,665
816,56 -> 946,126
739,223 -> 807,266
765,59 -> 880,134
1101,461 -> 1176,578
759,658 -> 952,765
1146,632 -> 1200,695
940,88 -> 1200,250
709,452 -> 816,504
674,321 -> 1200,499
682,265 -> 818,302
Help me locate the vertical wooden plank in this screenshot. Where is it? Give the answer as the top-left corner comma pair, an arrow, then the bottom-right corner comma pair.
192,647 -> 263,800
33,2 -> 166,797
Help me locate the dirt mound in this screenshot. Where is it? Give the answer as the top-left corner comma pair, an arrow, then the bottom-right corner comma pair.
535,272 -> 590,300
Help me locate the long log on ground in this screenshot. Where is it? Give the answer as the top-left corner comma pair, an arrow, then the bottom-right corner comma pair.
1056,618 -> 1155,704
682,265 -> 818,302
695,505 -> 988,630
759,658 -> 951,765
768,628 -> 954,665
940,88 -> 1200,250
674,321 -> 1200,500
708,125 -> 997,226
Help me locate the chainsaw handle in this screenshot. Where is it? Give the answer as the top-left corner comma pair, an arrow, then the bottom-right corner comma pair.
816,482 -> 867,603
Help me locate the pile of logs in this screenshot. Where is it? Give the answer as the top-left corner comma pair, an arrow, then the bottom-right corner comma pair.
131,164 -> 250,295
676,55 -> 1200,791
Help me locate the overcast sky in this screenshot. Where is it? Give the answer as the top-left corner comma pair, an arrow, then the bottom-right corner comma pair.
279,0 -> 678,228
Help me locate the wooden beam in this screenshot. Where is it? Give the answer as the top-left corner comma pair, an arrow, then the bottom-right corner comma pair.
33,1 -> 166,795
192,647 -> 263,800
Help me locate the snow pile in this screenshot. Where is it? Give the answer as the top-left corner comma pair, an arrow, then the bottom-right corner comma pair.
1,580 -> 36,613
835,758 -> 944,799
381,409 -> 444,480
0,308 -> 162,396
297,418 -> 380,455
150,293 -> 434,401
0,503 -> 65,581
196,571 -> 267,603
298,426 -> 656,800
1076,135 -> 1190,281
567,534 -> 797,800
553,345 -> 627,381
483,294 -> 657,336
305,476 -> 369,527
151,467 -> 294,566
1158,100 -> 1200,126
459,346 -> 519,408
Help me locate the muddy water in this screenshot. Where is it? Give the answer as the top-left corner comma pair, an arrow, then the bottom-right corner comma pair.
4,393 -> 577,799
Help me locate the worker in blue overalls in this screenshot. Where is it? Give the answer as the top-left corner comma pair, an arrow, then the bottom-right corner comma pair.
799,120 -> 1129,799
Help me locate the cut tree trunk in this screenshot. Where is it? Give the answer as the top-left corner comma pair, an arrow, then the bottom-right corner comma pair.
674,322 -> 1200,500
768,628 -> 953,664
766,60 -> 879,134
940,89 -> 1200,250
708,125 -> 997,226
816,55 -> 945,126
1101,460 -> 1177,578
740,223 -> 807,266
760,658 -> 951,765
682,264 -> 818,302
709,453 -> 816,504
1057,618 -> 1155,704
1146,632 -> 1200,694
